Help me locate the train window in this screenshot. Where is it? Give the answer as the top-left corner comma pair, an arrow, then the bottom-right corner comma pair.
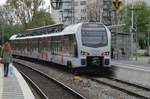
21,40 -> 24,51
30,39 -> 33,52
31,39 -> 38,52
38,38 -> 42,53
49,34 -> 77,57
54,37 -> 56,54
47,37 -> 50,51
27,39 -> 31,51
11,40 -> 15,50
51,37 -> 54,54
18,40 -> 21,50
62,34 -> 77,57
63,35 -> 70,56
73,35 -> 78,57
52,38 -> 55,52
51,36 -> 63,55
41,38 -> 49,52
15,40 -> 18,50
81,30 -> 107,48
81,23 -> 108,48
23,39 -> 27,52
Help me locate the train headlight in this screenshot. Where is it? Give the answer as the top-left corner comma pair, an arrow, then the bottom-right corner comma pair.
101,51 -> 109,56
81,51 -> 90,56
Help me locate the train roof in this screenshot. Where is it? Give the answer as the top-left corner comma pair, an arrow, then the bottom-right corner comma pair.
10,23 -> 82,40
10,31 -> 75,40
62,23 -> 82,33
9,34 -> 18,40
26,23 -> 63,31
9,22 -> 106,40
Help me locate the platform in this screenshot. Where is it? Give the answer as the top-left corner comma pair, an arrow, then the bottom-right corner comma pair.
112,57 -> 150,68
0,63 -> 35,99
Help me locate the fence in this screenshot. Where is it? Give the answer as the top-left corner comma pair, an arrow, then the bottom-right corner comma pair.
111,32 -> 133,60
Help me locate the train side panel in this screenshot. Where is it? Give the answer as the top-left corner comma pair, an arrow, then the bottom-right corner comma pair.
10,22 -> 111,68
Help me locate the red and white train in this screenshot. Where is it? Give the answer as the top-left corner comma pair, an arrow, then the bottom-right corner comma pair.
10,22 -> 111,68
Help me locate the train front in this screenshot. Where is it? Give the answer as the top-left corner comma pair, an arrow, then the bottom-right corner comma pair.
79,22 -> 111,68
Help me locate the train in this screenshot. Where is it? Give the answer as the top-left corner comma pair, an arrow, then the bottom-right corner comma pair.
10,22 -> 111,68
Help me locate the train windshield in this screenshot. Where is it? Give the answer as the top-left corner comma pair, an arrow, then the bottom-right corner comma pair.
81,23 -> 107,48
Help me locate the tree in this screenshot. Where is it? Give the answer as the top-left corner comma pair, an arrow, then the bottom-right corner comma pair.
0,6 -> 15,25
0,6 -> 16,44
0,0 -> 55,45
5,0 -> 45,28
86,0 -> 103,22
27,10 -> 55,28
122,1 -> 150,48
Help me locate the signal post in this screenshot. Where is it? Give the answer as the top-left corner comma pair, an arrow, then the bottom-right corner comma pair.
113,0 -> 121,15
113,0 -> 121,60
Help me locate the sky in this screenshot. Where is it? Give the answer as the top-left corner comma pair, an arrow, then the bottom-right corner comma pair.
0,0 -> 150,6
125,0 -> 150,5
0,0 -> 50,6
0,0 -> 6,5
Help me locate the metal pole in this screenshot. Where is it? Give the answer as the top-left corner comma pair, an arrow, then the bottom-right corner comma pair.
1,21 -> 4,44
72,0 -> 75,24
135,29 -> 138,61
116,11 -> 119,60
148,32 -> 150,55
130,0 -> 134,60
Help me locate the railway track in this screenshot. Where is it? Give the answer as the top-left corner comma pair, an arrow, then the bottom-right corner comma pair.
88,76 -> 150,99
21,71 -> 48,99
13,57 -> 150,99
13,61 -> 87,99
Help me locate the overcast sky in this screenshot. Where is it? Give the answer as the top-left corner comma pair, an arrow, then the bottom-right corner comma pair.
0,0 -> 50,6
0,0 -> 150,6
145,0 -> 150,5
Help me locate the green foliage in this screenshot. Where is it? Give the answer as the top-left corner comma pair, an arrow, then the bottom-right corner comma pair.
0,24 -> 24,44
0,0 -> 55,45
6,0 -> 45,28
122,1 -> 150,47
27,10 -> 55,29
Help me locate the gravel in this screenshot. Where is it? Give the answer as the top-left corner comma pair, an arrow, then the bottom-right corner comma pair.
14,59 -> 141,99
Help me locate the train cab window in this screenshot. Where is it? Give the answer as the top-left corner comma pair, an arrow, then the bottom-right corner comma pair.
81,31 -> 107,47
81,24 -> 108,48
